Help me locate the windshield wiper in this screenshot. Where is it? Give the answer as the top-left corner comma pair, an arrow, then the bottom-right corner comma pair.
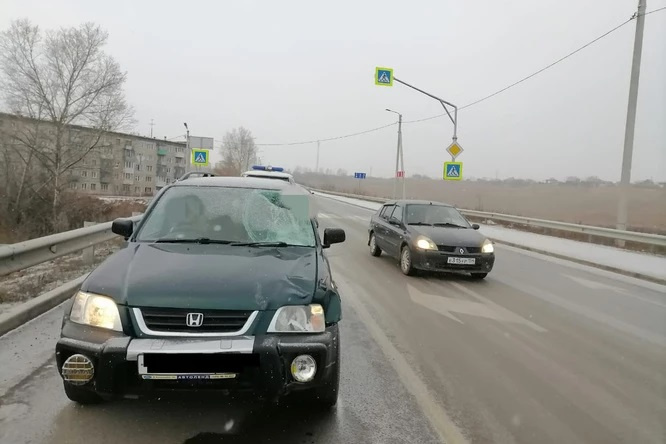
153,238 -> 233,244
408,222 -> 432,226
432,223 -> 468,229
229,241 -> 301,247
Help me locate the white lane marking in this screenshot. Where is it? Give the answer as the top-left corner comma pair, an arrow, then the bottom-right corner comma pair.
340,277 -> 470,444
564,274 -> 666,309
409,283 -> 547,333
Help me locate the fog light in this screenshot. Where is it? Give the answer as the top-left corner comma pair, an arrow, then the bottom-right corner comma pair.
62,354 -> 94,385
290,355 -> 317,383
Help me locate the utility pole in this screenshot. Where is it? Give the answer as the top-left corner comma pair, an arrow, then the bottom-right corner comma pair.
316,140 -> 320,173
149,119 -> 154,138
386,109 -> 404,199
616,0 -> 646,239
183,122 -> 190,173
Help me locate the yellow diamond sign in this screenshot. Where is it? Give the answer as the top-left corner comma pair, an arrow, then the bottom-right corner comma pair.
446,141 -> 463,160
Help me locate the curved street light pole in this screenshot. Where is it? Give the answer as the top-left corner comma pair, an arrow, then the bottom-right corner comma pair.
386,109 -> 405,199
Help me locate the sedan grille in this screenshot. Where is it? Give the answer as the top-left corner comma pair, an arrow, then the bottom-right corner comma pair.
437,245 -> 481,254
139,307 -> 253,333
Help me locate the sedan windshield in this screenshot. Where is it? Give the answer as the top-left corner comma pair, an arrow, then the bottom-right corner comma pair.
405,204 -> 471,228
135,186 -> 315,246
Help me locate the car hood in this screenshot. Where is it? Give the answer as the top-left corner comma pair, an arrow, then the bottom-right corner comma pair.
82,243 -> 317,310
410,226 -> 486,247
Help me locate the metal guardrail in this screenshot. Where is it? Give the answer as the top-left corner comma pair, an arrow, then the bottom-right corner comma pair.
311,189 -> 666,248
0,215 -> 142,277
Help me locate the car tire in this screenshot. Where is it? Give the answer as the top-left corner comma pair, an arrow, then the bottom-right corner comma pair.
64,383 -> 104,405
470,272 -> 488,280
369,233 -> 382,257
400,245 -> 415,276
312,324 -> 340,410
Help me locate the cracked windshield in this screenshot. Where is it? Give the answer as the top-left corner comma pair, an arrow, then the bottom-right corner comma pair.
0,1 -> 664,443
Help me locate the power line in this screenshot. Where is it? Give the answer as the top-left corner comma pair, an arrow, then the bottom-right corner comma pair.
644,6 -> 666,15
256,122 -> 397,146
403,16 -> 635,124
242,7 -> 660,147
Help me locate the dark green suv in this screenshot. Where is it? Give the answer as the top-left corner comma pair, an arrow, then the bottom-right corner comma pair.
55,177 -> 345,408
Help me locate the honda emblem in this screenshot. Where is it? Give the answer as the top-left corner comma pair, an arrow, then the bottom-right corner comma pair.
186,313 -> 204,327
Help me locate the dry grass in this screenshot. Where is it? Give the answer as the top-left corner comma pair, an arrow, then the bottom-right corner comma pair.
298,174 -> 666,234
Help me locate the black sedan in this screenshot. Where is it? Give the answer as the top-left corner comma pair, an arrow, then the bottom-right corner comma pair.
55,177 -> 345,409
368,200 -> 495,278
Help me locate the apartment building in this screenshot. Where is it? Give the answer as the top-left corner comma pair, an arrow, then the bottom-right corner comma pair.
0,112 -> 187,197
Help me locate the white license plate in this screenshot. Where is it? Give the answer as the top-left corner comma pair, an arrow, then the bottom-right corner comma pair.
447,257 -> 476,265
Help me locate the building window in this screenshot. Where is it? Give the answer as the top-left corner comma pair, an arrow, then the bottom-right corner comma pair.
175,158 -> 182,164
145,187 -> 152,193
82,159 -> 87,166
101,184 -> 108,191
136,164 -> 141,171
166,178 -> 170,184
135,175 -> 140,182
81,171 -> 88,177
81,183 -> 87,190
123,184 -> 130,192
125,161 -> 133,168
69,183 -> 77,189
90,183 -> 97,191
125,173 -> 132,179
168,158 -> 172,163
115,161 -> 120,168
92,171 -> 97,178
166,168 -> 171,173
146,176 -> 152,182
147,165 -> 153,172
92,159 -> 97,166
134,186 -> 140,193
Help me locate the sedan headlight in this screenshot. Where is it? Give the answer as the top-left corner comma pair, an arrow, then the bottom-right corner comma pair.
415,236 -> 438,250
268,304 -> 325,333
482,239 -> 494,253
70,291 -> 122,331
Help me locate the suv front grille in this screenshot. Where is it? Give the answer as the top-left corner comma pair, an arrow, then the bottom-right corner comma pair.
139,307 -> 253,333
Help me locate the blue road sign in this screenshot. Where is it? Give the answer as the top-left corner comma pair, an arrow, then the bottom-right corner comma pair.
354,172 -> 367,179
374,67 -> 394,86
443,162 -> 463,181
191,149 -> 210,166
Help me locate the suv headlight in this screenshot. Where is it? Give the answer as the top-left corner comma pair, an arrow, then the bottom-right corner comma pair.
415,236 -> 437,250
482,239 -> 494,253
70,291 -> 122,331
268,304 -> 325,333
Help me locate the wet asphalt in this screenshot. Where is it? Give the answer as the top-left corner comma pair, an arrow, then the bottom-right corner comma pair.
1,195 -> 665,443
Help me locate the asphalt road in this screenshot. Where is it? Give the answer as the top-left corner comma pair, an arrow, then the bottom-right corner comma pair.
1,195 -> 665,443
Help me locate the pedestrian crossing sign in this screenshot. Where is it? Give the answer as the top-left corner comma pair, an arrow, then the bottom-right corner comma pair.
443,162 -> 463,181
191,149 -> 209,166
375,67 -> 394,86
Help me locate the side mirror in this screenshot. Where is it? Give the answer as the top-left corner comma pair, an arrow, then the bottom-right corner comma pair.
389,217 -> 402,227
471,223 -> 480,230
112,218 -> 134,239
322,228 -> 345,248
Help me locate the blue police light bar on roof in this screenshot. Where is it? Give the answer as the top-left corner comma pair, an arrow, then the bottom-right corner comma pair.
252,165 -> 284,172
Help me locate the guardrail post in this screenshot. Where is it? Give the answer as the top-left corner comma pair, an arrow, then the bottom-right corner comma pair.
82,222 -> 96,265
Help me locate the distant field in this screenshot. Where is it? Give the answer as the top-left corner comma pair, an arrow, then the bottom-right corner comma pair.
297,174 -> 666,234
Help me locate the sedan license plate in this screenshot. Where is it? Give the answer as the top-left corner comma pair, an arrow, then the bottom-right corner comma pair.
447,257 -> 475,265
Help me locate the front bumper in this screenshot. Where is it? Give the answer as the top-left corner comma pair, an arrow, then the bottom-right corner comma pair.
411,249 -> 495,273
55,321 -> 338,400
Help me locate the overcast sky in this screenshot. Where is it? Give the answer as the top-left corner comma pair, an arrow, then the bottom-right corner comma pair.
1,0 -> 665,181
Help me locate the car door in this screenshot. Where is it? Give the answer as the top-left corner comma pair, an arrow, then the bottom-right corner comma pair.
384,204 -> 405,257
372,204 -> 394,251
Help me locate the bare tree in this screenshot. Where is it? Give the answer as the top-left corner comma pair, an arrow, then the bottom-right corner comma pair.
219,127 -> 258,175
0,19 -> 134,225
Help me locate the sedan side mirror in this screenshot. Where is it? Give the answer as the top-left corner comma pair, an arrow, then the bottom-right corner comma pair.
112,218 -> 134,239
389,217 -> 403,227
471,224 -> 480,230
323,228 -> 346,248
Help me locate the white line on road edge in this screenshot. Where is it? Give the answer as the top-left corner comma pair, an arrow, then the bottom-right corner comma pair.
340,276 -> 470,444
